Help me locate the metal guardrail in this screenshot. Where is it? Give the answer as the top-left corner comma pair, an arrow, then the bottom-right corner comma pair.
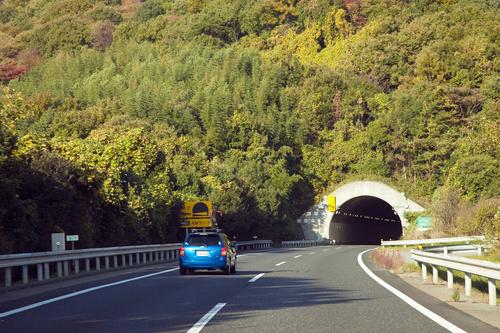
281,240 -> 331,248
0,240 -> 275,289
0,244 -> 181,288
382,236 -> 485,247
233,240 -> 272,251
411,249 -> 500,306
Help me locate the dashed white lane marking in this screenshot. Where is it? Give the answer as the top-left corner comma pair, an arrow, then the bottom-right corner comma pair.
322,249 -> 329,252
249,273 -> 265,283
294,255 -> 302,258
0,267 -> 180,319
275,261 -> 286,266
308,252 -> 316,255
358,250 -> 467,333
238,254 -> 246,257
187,302 -> 226,333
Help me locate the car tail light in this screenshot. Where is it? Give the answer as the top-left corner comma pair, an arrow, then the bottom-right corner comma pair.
179,247 -> 185,256
221,247 -> 227,256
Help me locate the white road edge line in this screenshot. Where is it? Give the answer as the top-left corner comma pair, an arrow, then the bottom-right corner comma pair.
187,302 -> 226,333
294,255 -> 302,258
357,249 -> 467,333
0,267 -> 180,319
249,273 -> 265,283
275,261 -> 286,266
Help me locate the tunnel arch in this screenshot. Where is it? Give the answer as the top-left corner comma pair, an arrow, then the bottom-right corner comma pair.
298,181 -> 425,243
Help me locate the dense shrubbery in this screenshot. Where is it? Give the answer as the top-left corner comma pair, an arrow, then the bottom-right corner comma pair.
0,0 -> 498,253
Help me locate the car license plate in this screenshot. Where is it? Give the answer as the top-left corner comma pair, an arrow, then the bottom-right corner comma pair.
196,251 -> 209,257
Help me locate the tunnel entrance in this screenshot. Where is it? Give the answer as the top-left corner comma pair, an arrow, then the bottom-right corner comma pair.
329,196 -> 402,244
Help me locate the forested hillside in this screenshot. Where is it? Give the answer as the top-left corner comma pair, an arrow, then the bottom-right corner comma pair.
0,0 -> 498,253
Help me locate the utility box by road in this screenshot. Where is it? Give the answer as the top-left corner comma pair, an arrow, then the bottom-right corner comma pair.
51,233 -> 66,252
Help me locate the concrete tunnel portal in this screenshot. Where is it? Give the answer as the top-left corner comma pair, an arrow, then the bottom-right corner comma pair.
298,181 -> 425,244
329,196 -> 402,244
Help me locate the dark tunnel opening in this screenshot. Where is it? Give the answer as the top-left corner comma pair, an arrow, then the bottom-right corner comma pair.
329,196 -> 402,245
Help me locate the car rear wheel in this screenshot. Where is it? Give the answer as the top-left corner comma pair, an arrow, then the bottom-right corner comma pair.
230,262 -> 236,274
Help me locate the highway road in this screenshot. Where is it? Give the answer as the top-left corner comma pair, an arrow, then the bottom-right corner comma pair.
0,246 -> 498,333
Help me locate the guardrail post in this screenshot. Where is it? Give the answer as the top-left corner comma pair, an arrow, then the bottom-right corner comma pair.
465,272 -> 472,297
105,256 -> 110,270
421,262 -> 427,280
488,279 -> 497,306
96,258 -> 101,271
136,253 -> 140,265
74,260 -> 80,274
63,261 -> 69,276
5,267 -> 12,287
128,254 -> 133,265
447,268 -> 453,288
477,246 -> 482,255
85,258 -> 91,272
113,256 -> 118,268
57,262 -> 63,277
142,252 -> 147,264
122,254 -> 126,266
44,263 -> 50,279
155,252 -> 159,262
444,247 -> 448,255
37,264 -> 43,281
22,265 -> 28,284
432,265 -> 438,284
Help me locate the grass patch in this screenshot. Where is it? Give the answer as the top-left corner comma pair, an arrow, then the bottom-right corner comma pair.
467,254 -> 500,263
370,248 -> 405,270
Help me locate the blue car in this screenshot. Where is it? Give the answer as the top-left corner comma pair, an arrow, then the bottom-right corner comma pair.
179,231 -> 237,275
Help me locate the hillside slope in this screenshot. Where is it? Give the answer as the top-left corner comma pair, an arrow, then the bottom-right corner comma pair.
0,0 -> 498,253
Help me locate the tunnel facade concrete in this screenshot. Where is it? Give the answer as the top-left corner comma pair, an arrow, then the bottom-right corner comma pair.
298,181 -> 425,243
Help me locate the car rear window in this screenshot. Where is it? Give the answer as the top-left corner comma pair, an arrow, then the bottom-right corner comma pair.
186,234 -> 221,246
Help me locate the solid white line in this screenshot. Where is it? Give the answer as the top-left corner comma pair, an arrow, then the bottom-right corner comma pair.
308,252 -> 316,255
357,250 -> 467,333
275,261 -> 286,266
0,267 -> 179,319
249,273 -> 265,283
294,255 -> 302,258
187,302 -> 226,333
238,254 -> 246,257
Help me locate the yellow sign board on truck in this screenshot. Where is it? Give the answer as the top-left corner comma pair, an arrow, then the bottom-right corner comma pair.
180,201 -> 213,228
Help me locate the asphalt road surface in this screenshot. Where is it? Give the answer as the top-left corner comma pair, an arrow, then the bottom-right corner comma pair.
0,246 -> 498,333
